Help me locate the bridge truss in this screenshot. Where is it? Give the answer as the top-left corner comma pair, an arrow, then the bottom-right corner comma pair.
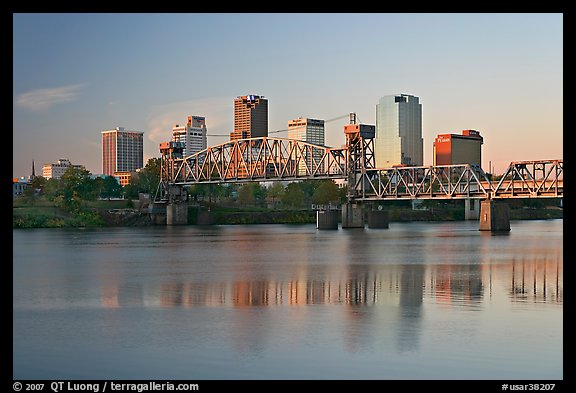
156,135 -> 563,203
349,159 -> 563,201
156,137 -> 347,202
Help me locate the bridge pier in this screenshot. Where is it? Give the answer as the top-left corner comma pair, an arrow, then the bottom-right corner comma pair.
197,208 -> 214,225
166,202 -> 188,225
479,200 -> 510,232
342,203 -> 364,228
465,198 -> 480,220
148,202 -> 167,225
367,206 -> 389,229
316,210 -> 339,230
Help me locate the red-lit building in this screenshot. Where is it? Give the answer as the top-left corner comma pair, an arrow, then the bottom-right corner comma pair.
433,130 -> 483,166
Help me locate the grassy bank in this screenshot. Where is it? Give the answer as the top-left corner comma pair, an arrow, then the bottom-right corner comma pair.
13,197 -> 563,228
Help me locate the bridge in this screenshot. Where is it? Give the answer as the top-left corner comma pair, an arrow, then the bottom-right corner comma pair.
154,121 -> 563,231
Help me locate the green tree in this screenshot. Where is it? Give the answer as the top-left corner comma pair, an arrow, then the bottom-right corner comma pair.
43,178 -> 61,201
100,176 -> 122,199
237,184 -> 256,206
266,181 -> 285,207
312,180 -> 340,205
138,158 -> 162,195
299,180 -> 318,202
123,158 -> 162,198
282,182 -> 305,208
60,167 -> 96,202
30,176 -> 47,193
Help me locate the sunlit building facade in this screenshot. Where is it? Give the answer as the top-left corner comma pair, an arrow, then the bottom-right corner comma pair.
375,94 -> 423,167
433,129 -> 483,167
230,95 -> 268,140
42,158 -> 85,179
101,127 -> 144,176
172,116 -> 208,157
288,117 -> 325,175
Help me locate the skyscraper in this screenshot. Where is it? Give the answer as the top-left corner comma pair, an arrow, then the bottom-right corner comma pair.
288,117 -> 325,175
375,94 -> 423,168
230,95 -> 268,140
101,127 -> 144,176
172,116 -> 208,157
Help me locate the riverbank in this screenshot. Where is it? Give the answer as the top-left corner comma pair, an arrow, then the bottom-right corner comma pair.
13,198 -> 563,228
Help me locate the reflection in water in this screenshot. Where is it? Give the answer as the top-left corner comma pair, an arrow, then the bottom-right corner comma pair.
99,255 -> 561,309
13,221 -> 563,379
510,256 -> 563,303
397,265 -> 424,352
430,264 -> 483,307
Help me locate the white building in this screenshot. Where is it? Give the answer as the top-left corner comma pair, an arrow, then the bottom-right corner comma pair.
287,117 -> 325,175
42,159 -> 85,179
375,94 -> 423,168
172,116 -> 208,157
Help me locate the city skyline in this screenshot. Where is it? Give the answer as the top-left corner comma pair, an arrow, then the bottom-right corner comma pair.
13,13 -> 563,178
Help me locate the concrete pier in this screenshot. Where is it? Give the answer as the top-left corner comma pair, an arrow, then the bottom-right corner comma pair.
479,200 -> 510,232
367,208 -> 389,229
166,203 -> 188,225
316,210 -> 339,230
148,202 -> 167,225
197,209 -> 213,225
342,203 -> 364,228
465,198 -> 480,220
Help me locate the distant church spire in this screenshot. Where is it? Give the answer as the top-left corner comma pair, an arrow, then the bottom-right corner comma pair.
31,160 -> 36,179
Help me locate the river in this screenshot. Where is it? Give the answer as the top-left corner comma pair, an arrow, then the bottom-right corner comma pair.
13,219 -> 563,380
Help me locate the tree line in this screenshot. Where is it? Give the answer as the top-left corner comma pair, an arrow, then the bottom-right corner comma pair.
22,157 -> 348,210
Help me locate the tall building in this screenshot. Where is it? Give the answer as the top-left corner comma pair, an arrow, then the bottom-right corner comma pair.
433,130 -> 483,166
288,117 -> 325,175
42,158 -> 85,179
230,95 -> 268,140
172,116 -> 208,157
101,127 -> 144,176
375,94 -> 423,168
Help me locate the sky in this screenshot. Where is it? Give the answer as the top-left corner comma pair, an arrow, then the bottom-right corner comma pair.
12,13 -> 563,178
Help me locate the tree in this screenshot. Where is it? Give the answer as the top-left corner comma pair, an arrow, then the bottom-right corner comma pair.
124,158 -> 162,198
100,176 -> 122,199
299,180 -> 318,203
43,178 -> 61,200
266,181 -> 285,207
312,180 -> 340,205
60,167 -> 96,202
237,184 -> 256,206
138,158 -> 162,195
30,176 -> 46,194
282,182 -> 305,208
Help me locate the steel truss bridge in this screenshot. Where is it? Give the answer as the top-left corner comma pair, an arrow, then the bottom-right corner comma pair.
156,134 -> 563,203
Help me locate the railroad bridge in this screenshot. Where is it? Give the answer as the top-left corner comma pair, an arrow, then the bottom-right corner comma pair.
153,119 -> 562,231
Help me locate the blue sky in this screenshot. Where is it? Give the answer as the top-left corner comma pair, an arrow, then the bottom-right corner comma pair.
13,13 -> 563,177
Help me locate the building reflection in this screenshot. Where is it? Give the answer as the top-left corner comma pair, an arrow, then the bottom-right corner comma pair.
509,255 -> 562,303
430,264 -> 483,307
396,264 -> 425,353
99,257 -> 561,308
100,281 -> 143,308
97,253 -> 562,355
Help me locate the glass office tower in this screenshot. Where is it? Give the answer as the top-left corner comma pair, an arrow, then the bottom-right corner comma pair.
375,94 -> 423,168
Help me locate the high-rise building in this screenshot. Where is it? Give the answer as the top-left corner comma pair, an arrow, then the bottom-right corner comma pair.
433,130 -> 483,166
172,116 -> 208,157
230,95 -> 268,140
42,158 -> 85,179
288,117 -> 325,175
101,127 -> 144,176
375,94 -> 423,168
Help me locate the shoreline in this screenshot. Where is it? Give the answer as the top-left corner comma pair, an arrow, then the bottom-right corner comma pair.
13,203 -> 563,229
